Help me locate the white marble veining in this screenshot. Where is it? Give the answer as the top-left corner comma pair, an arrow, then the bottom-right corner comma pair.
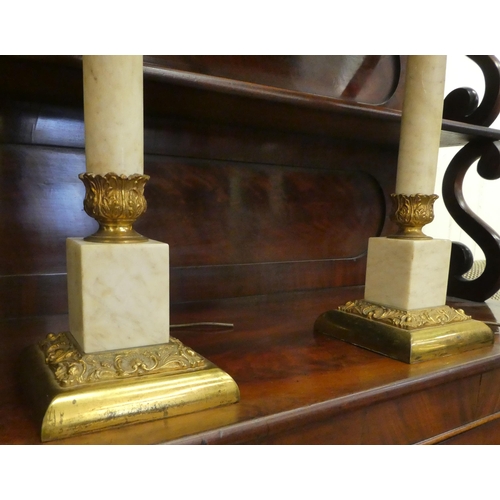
395,56 -> 447,195
67,238 -> 169,353
83,56 -> 144,175
364,237 -> 451,311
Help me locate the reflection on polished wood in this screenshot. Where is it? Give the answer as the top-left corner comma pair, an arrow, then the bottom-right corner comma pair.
4,56 -> 500,444
3,287 -> 500,444
143,55 -> 401,106
0,130 -> 395,316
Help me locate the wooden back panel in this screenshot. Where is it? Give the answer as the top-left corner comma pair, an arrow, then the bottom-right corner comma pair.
0,56 -> 404,318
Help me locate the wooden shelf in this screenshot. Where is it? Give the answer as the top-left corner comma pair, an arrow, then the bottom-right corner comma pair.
144,64 -> 500,147
3,287 -> 500,445
2,55 -> 499,150
3,56 -> 500,445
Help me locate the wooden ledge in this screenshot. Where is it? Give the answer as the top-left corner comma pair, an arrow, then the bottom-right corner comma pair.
2,287 -> 500,444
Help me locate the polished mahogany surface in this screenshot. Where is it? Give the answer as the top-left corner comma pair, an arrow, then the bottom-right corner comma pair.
143,55 -> 402,106
2,287 -> 500,445
3,56 -> 500,444
0,55 -> 403,319
2,56 -> 499,148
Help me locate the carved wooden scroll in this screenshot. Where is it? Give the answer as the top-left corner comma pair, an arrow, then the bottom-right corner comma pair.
443,55 -> 500,127
443,140 -> 500,301
442,56 -> 500,301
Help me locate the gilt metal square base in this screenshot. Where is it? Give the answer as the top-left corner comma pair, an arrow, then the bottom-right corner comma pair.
314,300 -> 494,364
21,332 -> 240,442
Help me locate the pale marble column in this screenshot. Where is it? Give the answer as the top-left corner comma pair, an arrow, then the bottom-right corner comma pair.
83,55 -> 144,175
364,56 -> 450,311
395,55 -> 447,194
69,56 -> 170,354
364,237 -> 451,310
67,238 -> 169,353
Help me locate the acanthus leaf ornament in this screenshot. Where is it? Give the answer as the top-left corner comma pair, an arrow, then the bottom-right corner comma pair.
79,172 -> 150,243
388,193 -> 438,239
40,332 -> 206,388
338,299 -> 471,330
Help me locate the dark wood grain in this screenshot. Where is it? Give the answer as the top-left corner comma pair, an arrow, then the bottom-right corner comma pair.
0,141 -> 391,315
0,145 -> 387,272
2,55 -> 500,317
436,415 -> 500,444
2,55 -> 403,109
0,275 -> 68,320
2,56 -> 499,150
3,55 -> 500,445
142,158 -> 385,266
143,55 -> 402,107
0,59 -> 401,317
3,287 -> 500,445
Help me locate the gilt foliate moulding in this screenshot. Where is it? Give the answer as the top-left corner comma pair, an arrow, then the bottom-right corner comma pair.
79,172 -> 150,243
338,299 -> 471,330
25,331 -> 239,441
40,332 -> 206,388
389,193 -> 438,239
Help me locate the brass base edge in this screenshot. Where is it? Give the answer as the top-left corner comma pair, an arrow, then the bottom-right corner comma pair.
83,230 -> 149,243
314,309 -> 494,364
21,340 -> 240,442
389,193 -> 438,240
79,172 -> 150,244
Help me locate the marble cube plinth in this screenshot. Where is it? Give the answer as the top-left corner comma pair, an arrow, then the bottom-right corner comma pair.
67,238 -> 169,353
364,237 -> 451,310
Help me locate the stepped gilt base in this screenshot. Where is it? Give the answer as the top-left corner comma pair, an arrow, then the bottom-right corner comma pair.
21,332 -> 240,442
314,300 -> 494,364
